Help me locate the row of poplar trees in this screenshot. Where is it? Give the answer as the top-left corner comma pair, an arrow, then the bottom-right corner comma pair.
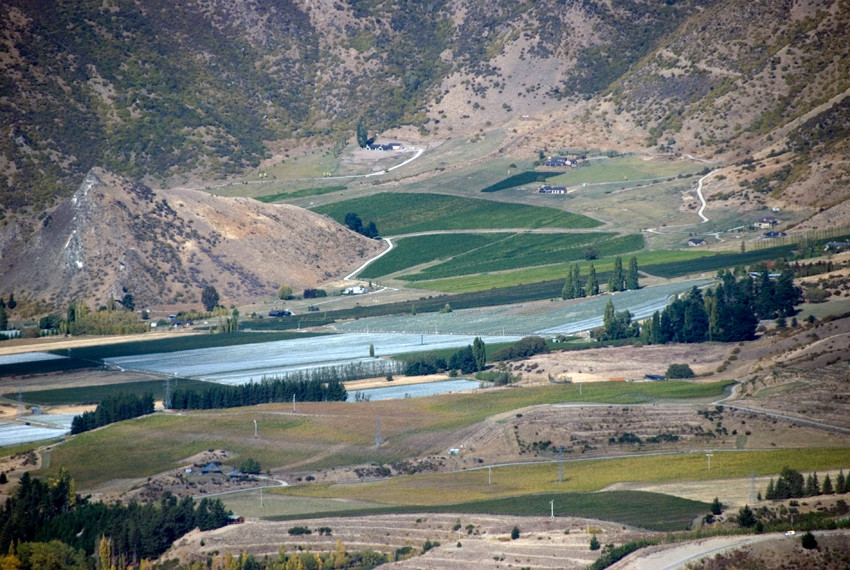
562,256 -> 639,300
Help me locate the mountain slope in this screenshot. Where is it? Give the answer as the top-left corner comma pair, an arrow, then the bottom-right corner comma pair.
0,168 -> 383,309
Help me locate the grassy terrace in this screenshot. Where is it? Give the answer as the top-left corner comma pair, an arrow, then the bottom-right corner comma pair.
312,192 -> 601,235
41,381 -> 735,488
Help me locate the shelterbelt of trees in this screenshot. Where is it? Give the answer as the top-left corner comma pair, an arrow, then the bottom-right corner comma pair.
593,267 -> 803,343
0,469 -> 230,568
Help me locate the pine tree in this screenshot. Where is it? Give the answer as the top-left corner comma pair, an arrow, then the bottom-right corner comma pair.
589,534 -> 600,550
837,470 -> 846,494
6,293 -> 15,310
765,478 -> 776,500
822,474 -> 834,494
0,305 -> 6,331
710,497 -> 723,515
626,256 -> 639,290
587,264 -> 599,296
805,472 -> 821,496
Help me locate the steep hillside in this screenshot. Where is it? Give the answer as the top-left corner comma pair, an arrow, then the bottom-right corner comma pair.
0,168 -> 383,309
0,0 -> 711,211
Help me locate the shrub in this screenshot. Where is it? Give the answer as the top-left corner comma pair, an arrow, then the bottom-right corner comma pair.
800,531 -> 818,549
589,534 -> 600,550
511,526 -> 520,540
288,526 -> 311,535
239,458 -> 261,475
666,363 -> 694,379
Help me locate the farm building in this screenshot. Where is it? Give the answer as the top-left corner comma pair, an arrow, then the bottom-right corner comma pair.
687,238 -> 706,247
343,286 -> 368,295
760,231 -> 787,239
538,185 -> 568,194
644,374 -> 666,381
201,462 -> 223,474
366,142 -> 403,151
269,309 -> 292,317
755,217 -> 779,229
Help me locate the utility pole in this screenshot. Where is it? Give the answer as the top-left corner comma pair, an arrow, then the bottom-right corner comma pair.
550,500 -> 555,518
254,419 -> 258,438
706,452 -> 713,470
488,466 -> 492,486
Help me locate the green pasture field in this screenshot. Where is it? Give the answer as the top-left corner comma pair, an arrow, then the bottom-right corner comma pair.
400,233 -> 643,282
38,381 -> 734,488
481,171 -> 561,193
408,249 -> 714,293
543,155 -> 705,185
276,448 -> 850,509
358,234 -> 506,279
256,490 -> 708,532
11,378 -> 210,406
255,186 -> 347,202
311,193 -> 601,235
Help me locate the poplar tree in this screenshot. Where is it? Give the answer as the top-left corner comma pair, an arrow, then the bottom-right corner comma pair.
472,337 -> 486,371
626,256 -> 639,289
587,264 -> 599,296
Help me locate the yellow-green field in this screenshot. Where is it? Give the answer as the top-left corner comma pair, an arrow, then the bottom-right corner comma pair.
272,448 -> 850,506
39,381 -> 735,488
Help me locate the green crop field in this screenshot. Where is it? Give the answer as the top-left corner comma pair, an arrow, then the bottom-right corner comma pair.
255,185 -> 347,202
408,249 -> 713,293
400,233 -> 644,282
257,491 -> 708,532
312,193 -> 601,235
358,234 -> 506,278
12,378 -> 210,406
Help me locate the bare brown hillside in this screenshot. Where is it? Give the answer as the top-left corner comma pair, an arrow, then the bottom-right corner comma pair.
0,168 -> 383,309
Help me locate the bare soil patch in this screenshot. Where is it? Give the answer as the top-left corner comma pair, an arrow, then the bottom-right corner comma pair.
510,343 -> 734,384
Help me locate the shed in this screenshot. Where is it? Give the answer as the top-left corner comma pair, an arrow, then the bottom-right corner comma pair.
201,462 -> 222,474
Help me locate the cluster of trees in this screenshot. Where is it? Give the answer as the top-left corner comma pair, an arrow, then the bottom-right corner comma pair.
202,285 -> 220,311
70,393 -> 154,435
0,470 -> 230,565
491,336 -> 549,361
592,299 -> 640,342
0,294 -> 16,330
170,378 -> 347,410
58,301 -> 148,336
561,264 -> 599,299
765,467 -> 848,500
562,256 -> 639,300
404,338 -> 486,376
344,213 -> 380,239
642,270 -> 802,344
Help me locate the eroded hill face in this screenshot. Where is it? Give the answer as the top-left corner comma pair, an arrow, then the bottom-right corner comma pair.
0,168 -> 383,308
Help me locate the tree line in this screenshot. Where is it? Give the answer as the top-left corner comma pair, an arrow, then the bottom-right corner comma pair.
169,378 -> 348,410
403,338 -> 486,376
765,467 -> 848,500
642,269 -> 801,344
561,256 -> 639,300
70,393 -> 155,435
0,469 -> 230,567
